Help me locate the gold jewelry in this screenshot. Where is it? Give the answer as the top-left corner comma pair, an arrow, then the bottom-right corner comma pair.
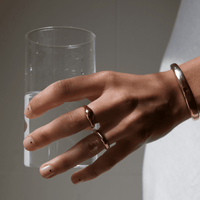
171,63 -> 199,120
94,130 -> 110,150
83,105 -> 95,128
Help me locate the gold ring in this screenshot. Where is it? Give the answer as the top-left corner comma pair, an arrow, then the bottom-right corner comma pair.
83,105 -> 95,128
94,130 -> 110,150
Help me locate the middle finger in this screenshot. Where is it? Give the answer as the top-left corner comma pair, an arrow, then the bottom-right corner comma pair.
23,106 -> 92,151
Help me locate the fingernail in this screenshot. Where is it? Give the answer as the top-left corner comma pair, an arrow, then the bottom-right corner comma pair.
23,136 -> 34,150
40,165 -> 55,178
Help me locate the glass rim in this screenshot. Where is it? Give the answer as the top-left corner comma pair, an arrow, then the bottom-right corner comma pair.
25,26 -> 96,48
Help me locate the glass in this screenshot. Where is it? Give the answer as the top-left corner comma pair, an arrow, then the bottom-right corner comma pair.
24,26 -> 97,168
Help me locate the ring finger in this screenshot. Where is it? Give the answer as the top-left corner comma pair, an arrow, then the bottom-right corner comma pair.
39,129 -> 110,178
39,114 -> 140,180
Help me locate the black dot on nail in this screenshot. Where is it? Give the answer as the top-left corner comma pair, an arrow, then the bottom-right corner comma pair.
79,179 -> 81,181
30,141 -> 32,144
50,170 -> 51,172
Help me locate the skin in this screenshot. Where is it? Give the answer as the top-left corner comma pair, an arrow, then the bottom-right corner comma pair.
23,56 -> 200,184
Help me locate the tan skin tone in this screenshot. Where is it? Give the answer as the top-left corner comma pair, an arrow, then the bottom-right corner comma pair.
23,56 -> 200,184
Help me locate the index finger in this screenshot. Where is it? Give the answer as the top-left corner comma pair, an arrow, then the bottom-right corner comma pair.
24,73 -> 103,119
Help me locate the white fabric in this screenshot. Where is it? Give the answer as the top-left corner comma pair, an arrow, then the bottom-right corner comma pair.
143,0 -> 200,199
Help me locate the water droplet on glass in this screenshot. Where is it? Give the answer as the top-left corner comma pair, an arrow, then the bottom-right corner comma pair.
72,70 -> 76,73
72,53 -> 80,60
36,51 -> 39,55
30,67 -> 33,71
90,49 -> 93,52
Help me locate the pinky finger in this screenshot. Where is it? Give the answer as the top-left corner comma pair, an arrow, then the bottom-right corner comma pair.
71,140 -> 133,184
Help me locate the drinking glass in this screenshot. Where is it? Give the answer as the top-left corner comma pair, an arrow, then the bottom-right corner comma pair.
24,26 -> 97,168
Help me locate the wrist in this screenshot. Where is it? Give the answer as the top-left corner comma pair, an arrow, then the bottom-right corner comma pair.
160,69 -> 191,123
180,57 -> 200,112
171,63 -> 199,120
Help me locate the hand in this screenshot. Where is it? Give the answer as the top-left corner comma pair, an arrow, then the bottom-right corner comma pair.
23,71 -> 189,184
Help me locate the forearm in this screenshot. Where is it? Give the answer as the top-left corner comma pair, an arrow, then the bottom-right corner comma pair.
160,56 -> 200,126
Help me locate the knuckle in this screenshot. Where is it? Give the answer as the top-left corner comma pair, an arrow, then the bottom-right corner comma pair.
62,111 -> 85,132
96,71 -> 116,85
83,138 -> 101,156
53,79 -> 72,97
58,155 -> 71,171
37,126 -> 52,144
70,112 -> 84,126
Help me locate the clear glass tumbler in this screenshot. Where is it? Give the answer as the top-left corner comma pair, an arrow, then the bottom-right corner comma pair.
24,26 -> 97,168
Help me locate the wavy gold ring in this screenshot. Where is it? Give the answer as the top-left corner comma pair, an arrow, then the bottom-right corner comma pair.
83,105 -> 95,128
94,130 -> 110,150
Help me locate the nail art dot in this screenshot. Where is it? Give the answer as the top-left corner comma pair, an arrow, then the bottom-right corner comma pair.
30,141 -> 32,144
